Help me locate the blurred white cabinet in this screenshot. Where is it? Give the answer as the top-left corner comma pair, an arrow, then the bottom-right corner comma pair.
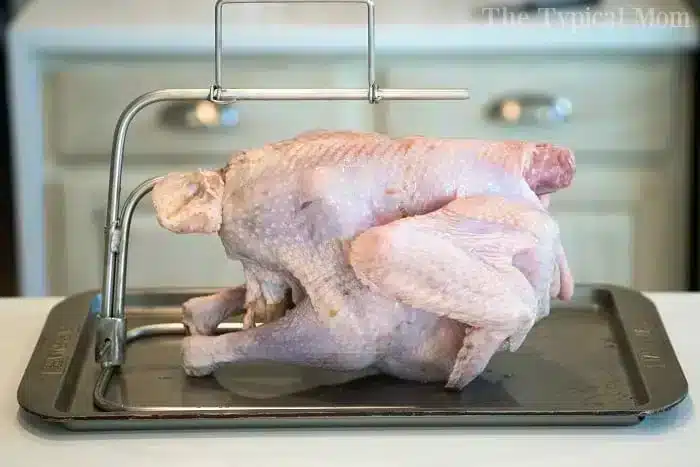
41,53 -> 692,296
382,54 -> 691,292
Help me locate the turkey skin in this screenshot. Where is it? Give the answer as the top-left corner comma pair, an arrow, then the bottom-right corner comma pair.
151,130 -> 576,390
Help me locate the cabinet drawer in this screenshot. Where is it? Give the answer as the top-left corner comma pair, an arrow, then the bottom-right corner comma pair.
381,55 -> 676,154
47,57 -> 373,165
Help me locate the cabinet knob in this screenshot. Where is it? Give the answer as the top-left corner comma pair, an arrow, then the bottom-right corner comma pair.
159,101 -> 240,130
486,93 -> 572,126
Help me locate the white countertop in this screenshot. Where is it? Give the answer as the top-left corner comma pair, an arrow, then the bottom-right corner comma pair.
9,0 -> 700,54
1,292 -> 697,466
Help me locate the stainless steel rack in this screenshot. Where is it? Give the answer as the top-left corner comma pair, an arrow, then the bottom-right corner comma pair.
93,0 -> 469,410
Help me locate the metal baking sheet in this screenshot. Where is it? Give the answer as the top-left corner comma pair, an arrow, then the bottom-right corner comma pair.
17,284 -> 688,431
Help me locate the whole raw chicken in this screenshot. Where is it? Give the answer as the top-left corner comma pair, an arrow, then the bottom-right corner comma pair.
151,129 -> 576,390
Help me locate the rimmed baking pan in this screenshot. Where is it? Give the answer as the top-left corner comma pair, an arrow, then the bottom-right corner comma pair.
17,283 -> 688,431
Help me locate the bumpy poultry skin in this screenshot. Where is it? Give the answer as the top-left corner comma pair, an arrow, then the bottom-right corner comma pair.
151,130 -> 576,390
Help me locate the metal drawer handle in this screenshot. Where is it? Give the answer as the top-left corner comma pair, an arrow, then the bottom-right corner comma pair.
159,100 -> 240,130
486,93 -> 572,126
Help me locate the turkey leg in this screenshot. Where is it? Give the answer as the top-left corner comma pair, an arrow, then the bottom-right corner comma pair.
181,286 -> 247,336
181,298 -> 378,376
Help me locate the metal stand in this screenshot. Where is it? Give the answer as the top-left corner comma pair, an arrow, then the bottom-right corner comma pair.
93,321 -> 244,413
93,0 -> 469,411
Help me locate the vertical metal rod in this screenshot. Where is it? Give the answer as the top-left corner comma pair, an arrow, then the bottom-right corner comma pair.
102,90 -> 210,322
101,93 -> 165,324
214,0 -> 223,89
100,98 -> 154,324
112,177 -> 162,319
366,0 -> 376,99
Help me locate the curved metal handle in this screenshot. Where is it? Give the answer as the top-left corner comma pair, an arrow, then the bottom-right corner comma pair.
214,0 -> 378,101
486,93 -> 572,126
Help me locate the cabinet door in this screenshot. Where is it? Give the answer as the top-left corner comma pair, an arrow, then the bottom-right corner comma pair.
51,167 -> 246,297
379,55 -> 690,291
379,55 -> 675,154
548,167 -> 686,291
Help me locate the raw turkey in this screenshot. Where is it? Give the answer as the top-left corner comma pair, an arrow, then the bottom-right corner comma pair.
151,129 -> 576,390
